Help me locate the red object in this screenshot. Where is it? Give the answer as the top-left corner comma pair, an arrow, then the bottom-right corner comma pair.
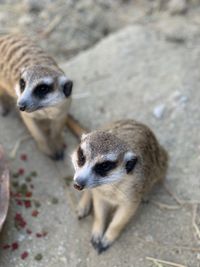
20,154 -> 28,161
24,201 -> 31,208
21,251 -> 29,260
32,210 -> 39,217
25,192 -> 32,198
36,233 -> 43,238
15,213 -> 26,228
16,200 -> 23,206
12,242 -> 19,251
2,244 -> 10,249
18,168 -> 25,176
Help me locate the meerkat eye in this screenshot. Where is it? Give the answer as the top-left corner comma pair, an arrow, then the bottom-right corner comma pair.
63,80 -> 73,98
77,147 -> 86,167
125,157 -> 138,174
34,83 -> 53,99
94,161 -> 117,177
19,78 -> 26,92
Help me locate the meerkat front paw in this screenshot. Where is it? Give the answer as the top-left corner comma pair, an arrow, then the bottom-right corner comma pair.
76,191 -> 92,219
91,233 -> 103,252
76,200 -> 91,219
91,235 -> 111,254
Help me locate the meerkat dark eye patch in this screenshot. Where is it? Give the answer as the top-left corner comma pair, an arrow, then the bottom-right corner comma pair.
94,160 -> 117,177
63,80 -> 73,98
77,147 -> 86,167
125,157 -> 138,174
19,78 -> 26,93
34,83 -> 53,99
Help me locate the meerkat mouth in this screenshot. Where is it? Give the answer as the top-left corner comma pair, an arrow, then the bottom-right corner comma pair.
73,183 -> 84,191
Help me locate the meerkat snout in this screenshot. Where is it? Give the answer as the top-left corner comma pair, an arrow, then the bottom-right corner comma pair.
72,132 -> 138,189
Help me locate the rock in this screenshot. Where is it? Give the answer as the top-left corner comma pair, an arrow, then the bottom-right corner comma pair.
153,104 -> 166,119
168,0 -> 188,15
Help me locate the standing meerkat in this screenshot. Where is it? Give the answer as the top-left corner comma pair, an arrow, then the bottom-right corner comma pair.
72,119 -> 168,253
0,34 -> 73,160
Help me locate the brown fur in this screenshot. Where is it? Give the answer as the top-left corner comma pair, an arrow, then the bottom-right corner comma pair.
0,34 -> 72,159
73,119 -> 168,253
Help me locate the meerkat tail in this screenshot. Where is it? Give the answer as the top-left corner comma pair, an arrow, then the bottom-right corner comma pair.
66,114 -> 88,139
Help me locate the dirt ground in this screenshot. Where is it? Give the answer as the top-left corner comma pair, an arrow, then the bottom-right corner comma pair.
0,0 -> 200,266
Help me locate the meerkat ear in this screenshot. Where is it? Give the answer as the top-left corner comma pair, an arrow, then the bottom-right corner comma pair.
59,76 -> 73,97
124,151 -> 138,174
63,80 -> 73,97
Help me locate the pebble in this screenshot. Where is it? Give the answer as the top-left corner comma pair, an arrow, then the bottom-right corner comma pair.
18,15 -> 33,26
153,104 -> 166,119
178,95 -> 188,104
145,235 -> 154,242
18,234 -> 26,242
168,0 -> 188,15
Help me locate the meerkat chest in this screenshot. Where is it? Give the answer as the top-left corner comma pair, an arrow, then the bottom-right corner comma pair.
27,100 -> 70,120
95,182 -> 131,205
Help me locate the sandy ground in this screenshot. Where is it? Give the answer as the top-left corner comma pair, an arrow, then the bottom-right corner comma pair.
0,1 -> 200,267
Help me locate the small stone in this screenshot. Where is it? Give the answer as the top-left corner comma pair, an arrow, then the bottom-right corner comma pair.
34,253 -> 43,261
34,200 -> 41,208
178,95 -> 188,104
168,0 -> 187,15
18,15 -> 33,26
153,104 -> 166,119
145,235 -> 154,242
21,251 -> 29,260
51,197 -> 59,204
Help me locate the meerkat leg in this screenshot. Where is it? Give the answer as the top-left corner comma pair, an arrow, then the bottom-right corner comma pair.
76,190 -> 92,219
0,92 -> 12,116
20,113 -> 54,157
49,118 -> 66,160
96,201 -> 140,253
91,193 -> 110,251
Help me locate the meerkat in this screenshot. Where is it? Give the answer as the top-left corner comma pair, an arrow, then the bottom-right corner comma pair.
72,119 -> 168,253
0,34 -> 73,160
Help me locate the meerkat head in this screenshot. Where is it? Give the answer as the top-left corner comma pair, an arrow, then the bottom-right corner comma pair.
72,131 -> 138,190
15,65 -> 73,112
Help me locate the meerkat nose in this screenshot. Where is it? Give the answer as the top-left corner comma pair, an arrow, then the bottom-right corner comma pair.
73,179 -> 85,191
19,104 -> 27,111
18,100 -> 27,111
73,183 -> 84,191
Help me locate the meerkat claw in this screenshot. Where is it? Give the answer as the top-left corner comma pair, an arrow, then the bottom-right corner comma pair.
96,239 -> 110,254
91,235 -> 102,250
77,205 -> 91,219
